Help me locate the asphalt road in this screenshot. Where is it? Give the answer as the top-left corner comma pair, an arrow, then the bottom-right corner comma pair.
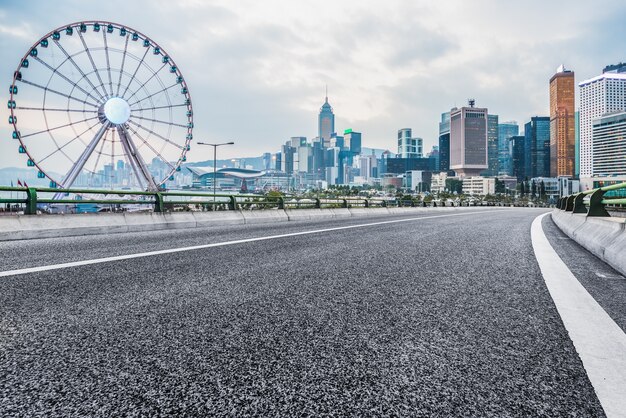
0,208 -> 610,416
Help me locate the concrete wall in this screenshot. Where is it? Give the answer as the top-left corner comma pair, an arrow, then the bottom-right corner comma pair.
0,206 -> 501,242
551,210 -> 626,276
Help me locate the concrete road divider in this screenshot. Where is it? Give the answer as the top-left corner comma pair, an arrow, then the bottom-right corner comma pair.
552,210 -> 626,277
285,209 -> 335,221
241,209 -> 289,224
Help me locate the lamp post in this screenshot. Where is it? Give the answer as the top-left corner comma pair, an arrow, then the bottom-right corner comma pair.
197,141 -> 234,203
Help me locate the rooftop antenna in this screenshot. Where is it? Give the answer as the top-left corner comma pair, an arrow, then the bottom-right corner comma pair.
468,98 -> 475,108
325,84 -> 328,102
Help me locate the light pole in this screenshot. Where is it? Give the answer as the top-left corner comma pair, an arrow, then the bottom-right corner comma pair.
197,141 -> 234,204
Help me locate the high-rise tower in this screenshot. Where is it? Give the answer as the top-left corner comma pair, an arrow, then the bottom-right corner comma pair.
579,65 -> 626,177
318,87 -> 335,148
549,65 -> 575,177
449,100 -> 488,178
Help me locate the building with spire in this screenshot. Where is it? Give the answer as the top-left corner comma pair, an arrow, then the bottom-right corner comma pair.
318,88 -> 335,148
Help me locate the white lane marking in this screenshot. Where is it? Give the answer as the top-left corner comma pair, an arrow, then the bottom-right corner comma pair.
532,213 -> 626,418
1,210 -> 508,278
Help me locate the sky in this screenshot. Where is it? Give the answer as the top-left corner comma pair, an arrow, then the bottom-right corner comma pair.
1,0 -> 626,173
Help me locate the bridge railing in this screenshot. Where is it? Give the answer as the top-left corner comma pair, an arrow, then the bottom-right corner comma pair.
556,182 -> 626,217
0,186 -> 437,215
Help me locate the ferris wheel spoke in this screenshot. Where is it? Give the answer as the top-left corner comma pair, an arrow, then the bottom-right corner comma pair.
38,121 -> 101,164
77,30 -> 110,99
59,121 -> 111,189
21,116 -> 99,139
120,46 -> 150,98
124,62 -> 168,103
131,114 -> 188,129
17,106 -> 96,113
31,55 -> 103,104
53,39 -> 106,102
102,30 -> 115,97
118,124 -> 158,190
20,78 -> 99,107
87,128 -> 111,185
128,119 -> 184,150
126,124 -> 176,170
116,34 -> 131,97
132,103 -> 188,112
128,82 -> 178,108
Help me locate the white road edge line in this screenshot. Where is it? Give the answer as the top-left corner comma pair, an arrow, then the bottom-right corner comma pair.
1,210 -> 508,278
532,213 -> 626,418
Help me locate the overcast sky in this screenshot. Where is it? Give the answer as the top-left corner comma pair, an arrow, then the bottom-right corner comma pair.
1,0 -> 625,171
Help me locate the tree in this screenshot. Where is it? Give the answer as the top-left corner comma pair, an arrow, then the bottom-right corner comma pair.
495,178 -> 505,194
540,181 -> 546,201
445,178 -> 463,194
519,181 -> 526,196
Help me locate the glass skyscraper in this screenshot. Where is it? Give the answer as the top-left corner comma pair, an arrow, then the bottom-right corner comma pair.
485,114 -> 499,176
524,117 -> 551,179
497,121 -> 519,175
318,94 -> 335,148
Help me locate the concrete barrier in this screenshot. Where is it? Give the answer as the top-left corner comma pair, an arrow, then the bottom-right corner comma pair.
551,210 -> 626,277
285,209 -> 335,221
241,209 -> 289,224
193,211 -> 245,227
0,206 -> 515,242
348,207 -> 390,217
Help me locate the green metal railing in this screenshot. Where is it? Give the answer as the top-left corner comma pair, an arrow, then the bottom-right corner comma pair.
0,186 -> 439,215
556,182 -> 626,217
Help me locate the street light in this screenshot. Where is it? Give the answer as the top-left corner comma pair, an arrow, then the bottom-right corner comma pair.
197,141 -> 235,203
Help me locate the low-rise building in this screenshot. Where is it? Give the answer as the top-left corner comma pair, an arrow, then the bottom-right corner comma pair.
462,177 -> 495,195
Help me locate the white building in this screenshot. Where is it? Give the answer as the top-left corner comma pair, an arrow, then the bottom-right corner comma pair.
430,172 -> 454,193
397,128 -> 423,158
592,111 -> 626,176
579,71 -> 626,177
462,177 -> 495,195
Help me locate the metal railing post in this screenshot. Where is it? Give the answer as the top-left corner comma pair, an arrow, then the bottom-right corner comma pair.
565,194 -> 575,212
154,192 -> 164,213
25,187 -> 38,215
587,189 -> 609,217
364,199 -> 369,208
342,199 -> 348,208
278,197 -> 284,210
573,193 -> 586,214
228,195 -> 236,211
315,198 -> 321,209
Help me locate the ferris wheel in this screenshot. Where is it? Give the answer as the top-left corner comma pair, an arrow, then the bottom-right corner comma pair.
7,21 -> 193,192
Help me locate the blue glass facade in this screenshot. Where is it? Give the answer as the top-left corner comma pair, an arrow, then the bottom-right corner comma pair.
497,122 -> 519,175
524,117 -> 550,179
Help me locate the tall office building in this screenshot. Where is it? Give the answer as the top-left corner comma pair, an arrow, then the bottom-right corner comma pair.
318,91 -> 335,148
439,111 -> 451,172
344,129 -> 362,155
592,111 -> 626,176
509,135 -> 526,181
497,121 -> 518,175
579,66 -> 626,177
524,117 -> 550,178
397,128 -> 423,158
549,65 -> 575,177
485,114 -> 499,175
449,100 -> 488,177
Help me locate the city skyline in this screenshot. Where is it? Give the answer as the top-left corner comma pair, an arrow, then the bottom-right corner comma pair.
1,0 -> 626,172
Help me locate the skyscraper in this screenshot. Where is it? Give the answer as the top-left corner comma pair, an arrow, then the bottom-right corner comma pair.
450,100 -> 488,178
592,111 -> 626,176
397,128 -> 423,158
497,121 -> 519,176
524,117 -> 550,178
439,111 -> 451,173
485,114 -> 499,175
579,66 -> 626,177
318,90 -> 335,148
509,135 -> 526,181
549,65 -> 575,177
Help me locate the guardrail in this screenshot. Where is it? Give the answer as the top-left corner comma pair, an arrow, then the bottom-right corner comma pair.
556,182 -> 626,217
0,186 -> 441,215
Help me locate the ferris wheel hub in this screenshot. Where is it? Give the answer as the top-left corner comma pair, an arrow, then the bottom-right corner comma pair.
103,97 -> 131,125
